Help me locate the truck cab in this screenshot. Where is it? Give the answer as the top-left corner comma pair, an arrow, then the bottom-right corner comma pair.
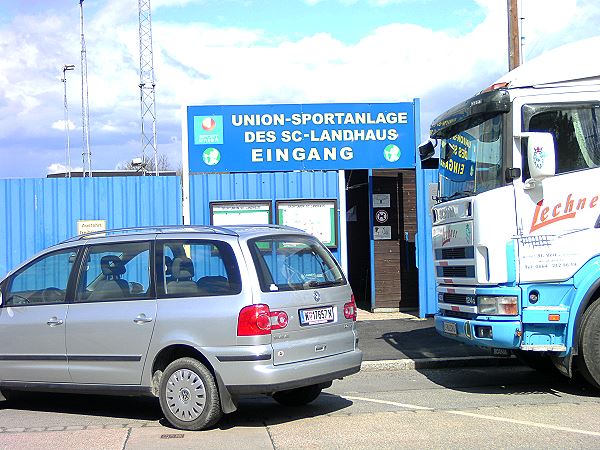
421,37 -> 600,387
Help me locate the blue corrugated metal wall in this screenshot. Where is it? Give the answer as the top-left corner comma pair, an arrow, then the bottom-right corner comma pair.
416,165 -> 438,316
189,171 -> 341,261
0,176 -> 182,277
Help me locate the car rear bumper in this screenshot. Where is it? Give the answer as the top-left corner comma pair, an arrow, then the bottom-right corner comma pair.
222,348 -> 363,395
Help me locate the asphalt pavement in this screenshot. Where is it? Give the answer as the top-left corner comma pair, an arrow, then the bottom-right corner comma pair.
355,309 -> 518,370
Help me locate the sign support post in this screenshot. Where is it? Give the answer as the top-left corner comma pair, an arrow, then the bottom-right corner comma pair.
181,106 -> 191,225
338,170 -> 348,276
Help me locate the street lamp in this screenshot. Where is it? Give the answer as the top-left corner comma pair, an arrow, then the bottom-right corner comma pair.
61,64 -> 75,177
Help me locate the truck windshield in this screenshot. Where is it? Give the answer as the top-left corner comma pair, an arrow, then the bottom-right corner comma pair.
438,114 -> 504,201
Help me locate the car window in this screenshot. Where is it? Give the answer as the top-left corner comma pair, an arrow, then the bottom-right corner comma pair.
76,241 -> 152,302
5,249 -> 79,306
159,240 -> 241,298
249,235 -> 346,292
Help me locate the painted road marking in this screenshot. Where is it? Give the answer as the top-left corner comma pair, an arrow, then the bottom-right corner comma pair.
446,410 -> 600,437
345,395 -> 600,437
344,396 -> 433,411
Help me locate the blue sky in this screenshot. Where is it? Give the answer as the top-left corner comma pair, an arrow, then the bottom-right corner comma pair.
0,0 -> 598,178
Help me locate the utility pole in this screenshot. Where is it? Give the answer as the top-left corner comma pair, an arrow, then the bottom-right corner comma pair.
80,0 -> 92,177
507,0 -> 521,71
138,0 -> 158,176
61,64 -> 75,177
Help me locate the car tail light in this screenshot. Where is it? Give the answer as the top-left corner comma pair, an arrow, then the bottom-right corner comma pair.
344,295 -> 357,321
237,304 -> 271,336
237,305 -> 289,335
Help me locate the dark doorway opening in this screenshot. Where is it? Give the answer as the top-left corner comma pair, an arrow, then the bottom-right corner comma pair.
345,170 -> 371,311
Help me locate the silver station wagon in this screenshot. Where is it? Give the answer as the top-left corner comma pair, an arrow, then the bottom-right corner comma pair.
0,225 -> 362,430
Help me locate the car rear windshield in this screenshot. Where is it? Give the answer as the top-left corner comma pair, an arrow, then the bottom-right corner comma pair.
249,235 -> 346,292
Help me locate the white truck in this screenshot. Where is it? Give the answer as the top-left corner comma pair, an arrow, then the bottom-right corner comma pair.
419,37 -> 600,387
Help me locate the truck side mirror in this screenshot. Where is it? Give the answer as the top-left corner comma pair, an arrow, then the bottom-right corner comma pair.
418,139 -> 436,161
527,132 -> 556,180
515,132 -> 556,188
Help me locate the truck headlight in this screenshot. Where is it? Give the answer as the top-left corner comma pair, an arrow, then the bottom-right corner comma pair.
477,296 -> 518,315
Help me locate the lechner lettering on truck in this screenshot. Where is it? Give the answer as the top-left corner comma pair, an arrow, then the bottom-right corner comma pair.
419,37 -> 600,390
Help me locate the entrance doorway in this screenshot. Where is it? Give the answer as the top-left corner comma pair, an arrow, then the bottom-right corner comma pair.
344,169 -> 419,312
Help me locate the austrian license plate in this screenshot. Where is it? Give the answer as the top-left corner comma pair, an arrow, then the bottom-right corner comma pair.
299,306 -> 336,326
443,321 -> 457,335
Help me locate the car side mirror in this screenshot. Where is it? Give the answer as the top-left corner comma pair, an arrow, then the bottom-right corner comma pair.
515,132 -> 556,188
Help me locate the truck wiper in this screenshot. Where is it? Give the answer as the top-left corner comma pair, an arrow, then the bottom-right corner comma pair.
434,190 -> 475,203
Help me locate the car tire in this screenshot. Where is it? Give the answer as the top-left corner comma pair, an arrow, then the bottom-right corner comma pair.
577,300 -> 600,390
158,358 -> 222,431
273,384 -> 322,406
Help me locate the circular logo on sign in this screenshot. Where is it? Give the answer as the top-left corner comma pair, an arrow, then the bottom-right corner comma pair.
201,117 -> 216,131
202,147 -> 221,166
383,144 -> 401,163
376,210 -> 388,223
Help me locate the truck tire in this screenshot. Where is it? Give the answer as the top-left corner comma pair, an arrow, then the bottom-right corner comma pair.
273,384 -> 322,406
158,357 -> 223,431
577,300 -> 600,389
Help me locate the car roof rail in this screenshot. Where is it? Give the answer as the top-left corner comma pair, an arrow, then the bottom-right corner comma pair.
60,225 -> 239,243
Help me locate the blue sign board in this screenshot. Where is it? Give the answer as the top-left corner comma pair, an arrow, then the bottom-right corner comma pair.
439,132 -> 476,183
186,102 -> 417,173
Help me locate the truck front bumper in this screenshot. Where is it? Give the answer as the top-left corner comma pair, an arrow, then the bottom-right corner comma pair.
434,315 -> 522,349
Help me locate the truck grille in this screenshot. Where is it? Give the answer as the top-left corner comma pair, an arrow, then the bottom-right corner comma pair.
436,266 -> 475,278
435,247 -> 474,260
441,310 -> 472,319
442,293 -> 477,305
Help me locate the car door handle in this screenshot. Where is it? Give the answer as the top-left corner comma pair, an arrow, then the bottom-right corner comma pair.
47,317 -> 64,327
133,314 -> 153,324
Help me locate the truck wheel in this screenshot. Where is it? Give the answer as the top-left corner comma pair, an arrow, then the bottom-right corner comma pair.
158,357 -> 223,431
273,384 -> 322,406
578,300 -> 600,389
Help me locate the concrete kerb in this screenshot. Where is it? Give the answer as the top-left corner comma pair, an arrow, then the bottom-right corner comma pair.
361,355 -> 520,372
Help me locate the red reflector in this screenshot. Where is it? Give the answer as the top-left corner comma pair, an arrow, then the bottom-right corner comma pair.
548,314 -> 561,322
451,306 -> 459,311
270,311 -> 289,330
344,294 -> 357,321
237,304 -> 271,336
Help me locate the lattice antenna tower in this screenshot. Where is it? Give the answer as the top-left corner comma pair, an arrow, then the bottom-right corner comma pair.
80,0 -> 92,176
138,0 -> 158,176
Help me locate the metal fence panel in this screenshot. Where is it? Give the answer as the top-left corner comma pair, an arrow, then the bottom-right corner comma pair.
189,171 -> 340,261
0,176 -> 182,277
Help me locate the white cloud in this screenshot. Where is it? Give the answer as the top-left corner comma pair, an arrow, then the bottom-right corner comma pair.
51,119 -> 76,131
46,162 -> 83,174
1,0 -> 599,177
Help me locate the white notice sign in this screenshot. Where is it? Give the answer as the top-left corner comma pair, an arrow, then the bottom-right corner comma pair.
77,220 -> 106,236
212,203 -> 271,226
373,226 -> 392,240
372,194 -> 391,208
